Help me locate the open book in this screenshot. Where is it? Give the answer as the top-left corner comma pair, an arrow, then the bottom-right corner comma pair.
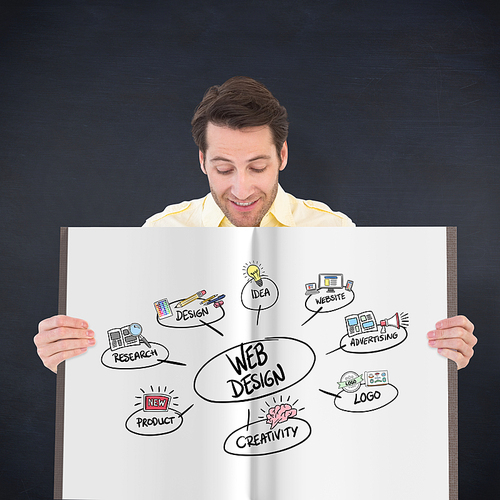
55,227 -> 456,500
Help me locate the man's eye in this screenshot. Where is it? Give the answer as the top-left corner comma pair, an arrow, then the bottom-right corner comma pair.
252,167 -> 266,173
216,168 -> 232,175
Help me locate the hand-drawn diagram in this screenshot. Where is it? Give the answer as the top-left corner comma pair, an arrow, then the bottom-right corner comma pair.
155,289 -> 226,336
266,401 -> 297,429
101,323 -> 172,370
194,337 -> 315,403
107,323 -> 151,349
241,262 -> 279,325
224,395 -> 311,456
320,370 -> 398,413
105,267 -> 406,454
327,311 -> 410,355
125,385 -> 194,437
63,227 -> 452,500
302,273 -> 355,326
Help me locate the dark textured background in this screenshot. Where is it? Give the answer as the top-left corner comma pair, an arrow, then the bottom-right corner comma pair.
1,0 -> 499,498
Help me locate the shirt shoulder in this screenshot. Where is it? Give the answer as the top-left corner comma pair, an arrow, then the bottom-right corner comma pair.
142,197 -> 205,227
288,194 -> 355,227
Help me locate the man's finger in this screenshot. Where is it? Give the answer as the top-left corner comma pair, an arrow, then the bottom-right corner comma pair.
38,314 -> 89,332
435,315 -> 474,334
44,326 -> 95,344
428,337 -> 474,356
37,337 -> 96,359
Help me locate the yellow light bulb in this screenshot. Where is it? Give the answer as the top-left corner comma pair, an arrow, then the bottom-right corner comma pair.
247,264 -> 263,287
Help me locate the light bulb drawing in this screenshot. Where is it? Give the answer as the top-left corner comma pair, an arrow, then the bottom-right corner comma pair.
246,264 -> 263,287
241,261 -> 279,325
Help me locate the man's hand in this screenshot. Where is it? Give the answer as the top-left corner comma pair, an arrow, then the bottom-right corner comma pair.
34,315 -> 95,373
427,315 -> 476,369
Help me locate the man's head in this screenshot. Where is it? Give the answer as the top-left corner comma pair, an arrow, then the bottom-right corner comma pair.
191,76 -> 289,227
191,76 -> 289,159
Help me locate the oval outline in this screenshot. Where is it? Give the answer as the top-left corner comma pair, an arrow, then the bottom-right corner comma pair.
100,342 -> 169,370
125,408 -> 184,436
241,277 -> 279,312
193,336 -> 316,403
157,304 -> 225,329
340,327 -> 408,355
334,384 -> 399,413
223,417 -> 312,456
304,290 -> 355,314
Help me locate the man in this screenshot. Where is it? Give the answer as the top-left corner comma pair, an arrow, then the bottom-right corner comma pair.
34,76 -> 476,373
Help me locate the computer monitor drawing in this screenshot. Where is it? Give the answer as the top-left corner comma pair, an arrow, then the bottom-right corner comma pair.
318,273 -> 344,293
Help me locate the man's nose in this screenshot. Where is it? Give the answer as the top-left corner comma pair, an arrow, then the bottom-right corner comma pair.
231,171 -> 253,200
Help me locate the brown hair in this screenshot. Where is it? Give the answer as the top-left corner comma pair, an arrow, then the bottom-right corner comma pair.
191,76 -> 289,157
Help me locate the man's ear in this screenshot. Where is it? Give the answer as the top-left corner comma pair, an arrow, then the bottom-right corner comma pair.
279,141 -> 288,171
199,150 -> 207,174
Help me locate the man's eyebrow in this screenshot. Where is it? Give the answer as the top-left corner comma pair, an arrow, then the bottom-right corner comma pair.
248,155 -> 272,162
209,156 -> 233,163
209,155 -> 272,163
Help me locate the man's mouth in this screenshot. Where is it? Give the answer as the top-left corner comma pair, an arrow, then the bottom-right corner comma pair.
234,201 -> 255,206
230,199 -> 259,211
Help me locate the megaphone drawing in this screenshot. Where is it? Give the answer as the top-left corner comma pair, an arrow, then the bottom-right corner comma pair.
379,312 -> 409,333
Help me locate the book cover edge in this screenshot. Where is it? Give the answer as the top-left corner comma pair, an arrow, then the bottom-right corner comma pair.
447,226 -> 458,500
54,227 -> 68,500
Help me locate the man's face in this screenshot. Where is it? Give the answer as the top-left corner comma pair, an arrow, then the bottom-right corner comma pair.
199,123 -> 288,227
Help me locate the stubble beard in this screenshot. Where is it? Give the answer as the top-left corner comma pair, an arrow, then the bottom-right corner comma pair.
210,180 -> 279,227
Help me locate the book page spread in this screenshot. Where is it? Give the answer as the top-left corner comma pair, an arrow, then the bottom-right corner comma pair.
58,227 -> 451,500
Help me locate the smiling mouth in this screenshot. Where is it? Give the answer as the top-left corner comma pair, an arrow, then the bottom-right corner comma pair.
233,201 -> 255,206
230,199 -> 259,211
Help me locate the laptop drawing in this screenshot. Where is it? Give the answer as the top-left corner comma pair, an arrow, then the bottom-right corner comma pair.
305,283 -> 319,295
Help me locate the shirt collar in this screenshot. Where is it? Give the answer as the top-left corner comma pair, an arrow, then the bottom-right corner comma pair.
202,193 -> 227,227
201,184 -> 295,227
264,184 -> 296,227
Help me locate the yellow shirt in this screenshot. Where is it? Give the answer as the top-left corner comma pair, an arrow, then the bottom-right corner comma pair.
143,185 -> 354,228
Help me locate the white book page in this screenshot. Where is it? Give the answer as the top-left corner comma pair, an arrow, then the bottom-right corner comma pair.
61,227 -> 449,500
